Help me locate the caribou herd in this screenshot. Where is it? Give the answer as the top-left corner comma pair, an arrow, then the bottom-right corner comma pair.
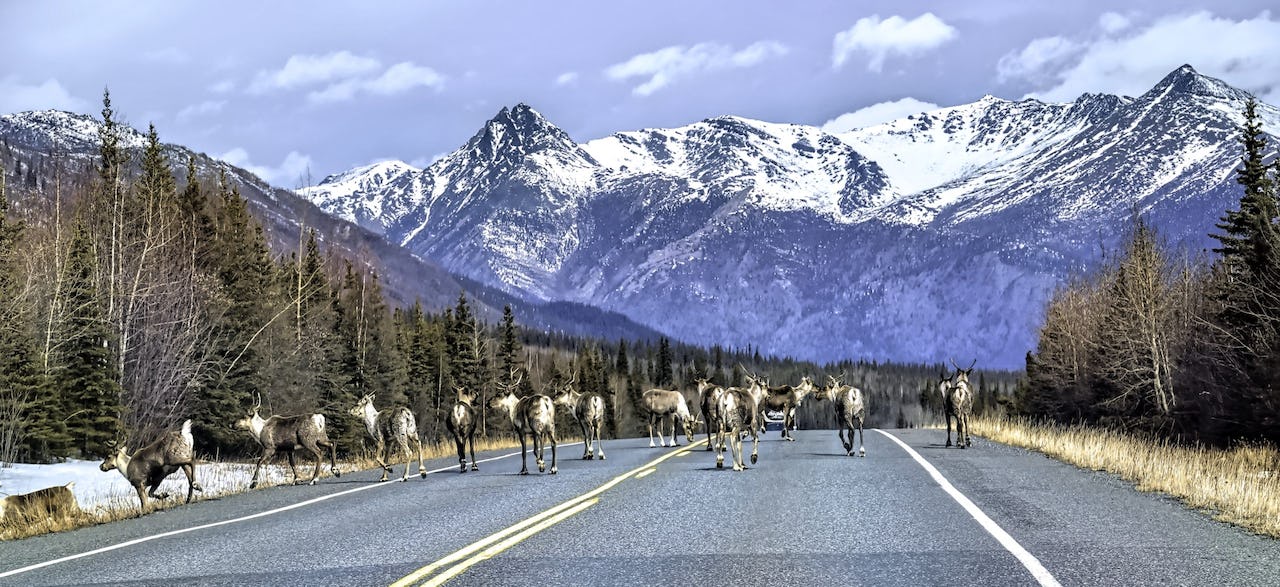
2,362 -> 979,524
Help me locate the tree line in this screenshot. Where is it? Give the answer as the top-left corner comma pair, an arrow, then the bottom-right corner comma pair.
0,92 -> 976,465
1020,99 -> 1280,445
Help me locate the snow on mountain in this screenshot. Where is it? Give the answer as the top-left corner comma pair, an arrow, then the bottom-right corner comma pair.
296,65 -> 1279,368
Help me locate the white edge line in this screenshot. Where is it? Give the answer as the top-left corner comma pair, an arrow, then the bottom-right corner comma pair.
874,429 -> 1062,587
0,443 -> 584,579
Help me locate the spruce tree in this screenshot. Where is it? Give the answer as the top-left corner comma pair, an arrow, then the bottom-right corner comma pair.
58,221 -> 123,457
498,304 -> 522,386
656,337 -> 674,387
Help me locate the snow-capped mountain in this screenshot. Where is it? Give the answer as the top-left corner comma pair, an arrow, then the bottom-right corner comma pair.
298,65 -> 1280,368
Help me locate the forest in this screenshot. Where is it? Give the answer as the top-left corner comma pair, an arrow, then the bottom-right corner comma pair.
0,92 -> 1010,465
1020,99 -> 1280,446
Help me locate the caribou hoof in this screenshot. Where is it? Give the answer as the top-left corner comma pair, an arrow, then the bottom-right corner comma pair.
520,470 -> 529,475
598,454 -> 606,460
471,464 -> 479,471
459,466 -> 467,474
550,467 -> 558,475
946,440 -> 953,447
192,484 -> 204,492
308,479 -> 318,486
732,464 -> 744,471
332,468 -> 342,478
538,462 -> 546,473
249,481 -> 259,489
649,441 -> 656,448
961,444 -> 968,449
750,454 -> 758,465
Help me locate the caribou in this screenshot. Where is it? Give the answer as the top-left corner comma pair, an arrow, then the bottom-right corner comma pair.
696,378 -> 725,451
947,359 -> 976,448
814,374 -> 866,456
236,396 -> 340,488
714,374 -> 767,470
99,419 -> 202,512
349,393 -> 427,482
640,388 -> 695,448
938,371 -> 956,447
759,376 -> 817,440
489,370 -> 559,475
446,387 -> 481,473
1,482 -> 80,526
553,381 -> 607,461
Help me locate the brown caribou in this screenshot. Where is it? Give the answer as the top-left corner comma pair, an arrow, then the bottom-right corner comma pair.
641,388 -> 695,448
349,393 -> 427,482
714,375 -> 768,470
99,419 -> 202,512
0,482 -> 80,526
696,378 -> 725,451
446,387 -> 480,473
489,370 -> 559,475
759,376 -> 817,440
814,374 -> 866,456
236,396 -> 340,488
553,381 -> 607,460
947,359 -> 976,448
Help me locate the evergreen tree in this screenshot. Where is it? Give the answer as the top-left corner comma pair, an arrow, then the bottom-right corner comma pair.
615,338 -> 629,374
656,337 -> 674,387
497,304 -> 522,386
58,221 -> 123,457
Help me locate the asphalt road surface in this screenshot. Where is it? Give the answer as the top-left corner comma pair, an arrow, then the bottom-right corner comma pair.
2,429 -> 1279,586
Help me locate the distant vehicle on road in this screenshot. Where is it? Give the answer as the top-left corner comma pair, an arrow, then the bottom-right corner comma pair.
763,409 -> 785,432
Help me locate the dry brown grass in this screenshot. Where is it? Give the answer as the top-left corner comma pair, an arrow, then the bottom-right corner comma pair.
0,435 -> 531,542
972,415 -> 1280,537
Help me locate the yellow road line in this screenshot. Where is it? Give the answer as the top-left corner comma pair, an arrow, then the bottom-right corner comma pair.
634,467 -> 657,479
391,439 -> 706,587
421,498 -> 599,587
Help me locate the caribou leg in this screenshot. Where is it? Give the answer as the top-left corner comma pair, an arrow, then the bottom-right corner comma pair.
945,411 -> 954,447
320,438 -> 341,478
533,428 -> 546,473
581,421 -> 592,459
302,441 -> 325,485
468,433 -> 479,471
455,435 -> 468,473
249,447 -> 274,489
518,430 -> 529,475
548,430 -> 558,475
134,484 -> 151,513
182,463 -> 203,503
648,415 -> 658,448
858,420 -> 866,456
286,451 -> 300,483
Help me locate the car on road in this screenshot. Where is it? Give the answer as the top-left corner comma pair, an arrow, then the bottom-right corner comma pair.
763,409 -> 785,432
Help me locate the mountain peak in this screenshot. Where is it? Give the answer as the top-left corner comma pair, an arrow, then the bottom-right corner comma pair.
462,102 -> 589,164
1146,64 -> 1243,102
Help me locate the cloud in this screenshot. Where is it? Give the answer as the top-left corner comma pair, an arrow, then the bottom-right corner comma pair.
831,13 -> 958,72
555,71 -> 579,86
1002,11 -> 1280,103
1098,12 -> 1132,34
248,51 -> 381,93
218,147 -> 314,187
605,41 -> 788,96
821,97 -> 940,133
176,100 -> 226,121
0,76 -> 87,113
307,62 -> 444,104
996,36 -> 1083,84
208,80 -> 236,94
143,47 -> 189,64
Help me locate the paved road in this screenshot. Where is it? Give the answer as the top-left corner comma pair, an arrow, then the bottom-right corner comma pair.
2,429 -> 1278,586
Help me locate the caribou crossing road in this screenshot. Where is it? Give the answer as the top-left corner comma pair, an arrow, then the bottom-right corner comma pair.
2,430 -> 1279,586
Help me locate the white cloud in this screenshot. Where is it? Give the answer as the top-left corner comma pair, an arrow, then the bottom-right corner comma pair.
0,76 -> 87,113
1006,11 -> 1280,103
143,47 -> 189,64
208,80 -> 236,94
1098,12 -> 1132,34
996,36 -> 1083,84
605,41 -> 788,96
176,100 -> 226,121
821,97 -> 940,133
831,13 -> 958,72
248,51 -> 381,93
363,62 -> 444,95
218,147 -> 314,187
555,71 -> 579,86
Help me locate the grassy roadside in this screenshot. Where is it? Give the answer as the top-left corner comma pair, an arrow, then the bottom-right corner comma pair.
970,416 -> 1280,538
1,435 -> 530,541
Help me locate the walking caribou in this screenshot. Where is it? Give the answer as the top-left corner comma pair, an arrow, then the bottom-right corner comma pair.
714,374 -> 768,470
349,393 -> 427,482
947,359 -> 976,448
641,388 -> 695,448
99,419 -> 202,512
236,396 -> 340,488
938,371 -> 956,447
446,387 -> 480,473
814,374 -> 866,456
760,376 -> 817,440
696,378 -> 725,451
489,370 -> 559,475
553,381 -> 607,460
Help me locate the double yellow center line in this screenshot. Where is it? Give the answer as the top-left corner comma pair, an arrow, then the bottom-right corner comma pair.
391,439 -> 707,587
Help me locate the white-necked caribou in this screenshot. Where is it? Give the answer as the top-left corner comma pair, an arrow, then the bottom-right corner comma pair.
814,374 -> 866,456
553,381 -> 607,461
696,378 -> 725,451
947,359 -> 976,448
759,376 -> 816,440
714,375 -> 768,470
489,370 -> 559,475
99,419 -> 202,512
236,396 -> 340,488
641,388 -> 695,448
349,393 -> 427,482
446,387 -> 480,473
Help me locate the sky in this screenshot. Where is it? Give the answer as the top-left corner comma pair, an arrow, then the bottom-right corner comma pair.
2,1 -> 1278,187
